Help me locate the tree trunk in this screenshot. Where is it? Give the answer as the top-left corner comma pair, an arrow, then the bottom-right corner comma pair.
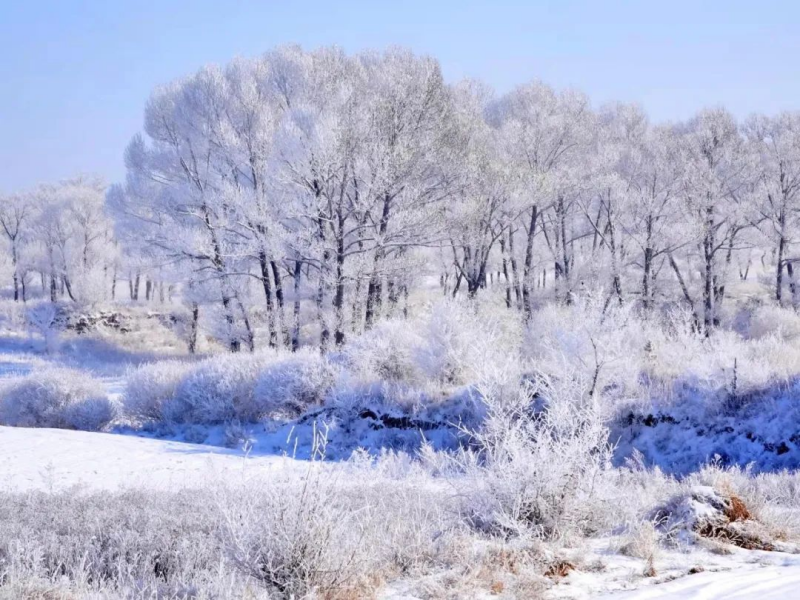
236,297 -> 255,353
258,250 -> 277,348
777,217 -> 786,304
500,235 -> 512,309
291,260 -> 302,352
521,205 -> 539,318
11,242 -> 19,302
365,192 -> 392,329
333,211 -> 346,346
271,261 -> 291,347
787,261 -> 798,306
63,274 -> 76,302
508,228 -> 521,305
702,206 -> 715,335
188,303 -> 199,354
669,252 -> 700,331
642,215 -> 654,310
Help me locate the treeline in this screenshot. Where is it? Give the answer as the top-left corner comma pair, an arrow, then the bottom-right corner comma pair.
4,46 -> 800,350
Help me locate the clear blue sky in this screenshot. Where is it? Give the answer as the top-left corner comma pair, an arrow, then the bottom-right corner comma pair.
1,0 -> 798,193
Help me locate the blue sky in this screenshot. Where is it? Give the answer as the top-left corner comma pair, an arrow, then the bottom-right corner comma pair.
1,0 -> 798,192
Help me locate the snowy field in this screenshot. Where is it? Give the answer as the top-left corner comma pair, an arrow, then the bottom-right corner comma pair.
4,425 -> 800,600
0,425 -> 293,492
2,312 -> 800,600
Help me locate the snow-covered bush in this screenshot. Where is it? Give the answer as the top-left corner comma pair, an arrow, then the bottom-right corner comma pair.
417,297 -> 522,387
0,368 -> 117,431
644,320 -> 800,409
343,319 -> 426,384
164,352 -> 277,423
25,302 -> 62,354
250,349 -> 337,420
457,372 -> 614,542
524,296 -> 647,410
0,487 -> 245,598
219,468 -> 373,596
124,350 -> 336,424
123,360 -> 194,422
0,299 -> 27,333
747,304 -> 800,342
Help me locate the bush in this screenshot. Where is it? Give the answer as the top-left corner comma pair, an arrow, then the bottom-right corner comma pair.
123,360 -> 194,422
0,487 -> 252,599
523,296 -> 646,407
0,368 -> 117,431
457,373 -> 614,542
0,462 -> 463,600
251,349 -> 337,420
748,304 -> 800,342
163,352 -> 277,424
343,319 -> 426,384
419,298 -> 522,386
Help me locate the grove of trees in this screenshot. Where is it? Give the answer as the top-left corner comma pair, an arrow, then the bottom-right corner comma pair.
4,45 -> 800,350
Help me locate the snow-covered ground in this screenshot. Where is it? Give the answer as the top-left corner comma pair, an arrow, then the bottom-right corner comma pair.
3,328 -> 800,598
0,425 -> 296,492
2,425 -> 800,599
596,564 -> 800,599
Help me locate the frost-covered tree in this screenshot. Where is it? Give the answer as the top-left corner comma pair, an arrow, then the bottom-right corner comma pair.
744,112 -> 800,305
675,108 -> 753,332
0,192 -> 34,301
492,82 -> 592,313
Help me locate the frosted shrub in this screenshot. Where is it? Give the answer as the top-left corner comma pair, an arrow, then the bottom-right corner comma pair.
524,296 -> 646,408
343,319 -> 426,384
62,395 -> 118,431
418,298 -> 522,387
0,488 -> 257,599
0,368 -> 117,431
220,471 -> 375,597
123,360 -> 194,422
645,320 -> 800,408
165,352 -> 277,424
25,302 -> 62,354
0,299 -> 27,332
251,349 -> 337,420
748,304 -> 800,342
459,373 -> 613,541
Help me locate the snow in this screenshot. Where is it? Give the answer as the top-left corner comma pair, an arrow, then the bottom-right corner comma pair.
596,565 -> 800,599
0,425 -> 294,491
612,386 -> 800,474
3,421 -> 800,599
3,329 -> 800,599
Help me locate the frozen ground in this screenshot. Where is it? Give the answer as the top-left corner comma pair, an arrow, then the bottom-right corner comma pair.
2,424 -> 800,599
3,332 -> 800,598
595,564 -> 800,599
0,425 -> 295,492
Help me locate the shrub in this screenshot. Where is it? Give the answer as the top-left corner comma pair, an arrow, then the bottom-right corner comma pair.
25,302 -> 63,354
343,319 -> 426,384
250,349 -> 337,420
457,373 -> 614,542
164,352 -> 277,423
418,298 -> 522,387
523,296 -> 646,407
748,304 -> 800,342
123,360 -> 194,422
0,368 -> 117,431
